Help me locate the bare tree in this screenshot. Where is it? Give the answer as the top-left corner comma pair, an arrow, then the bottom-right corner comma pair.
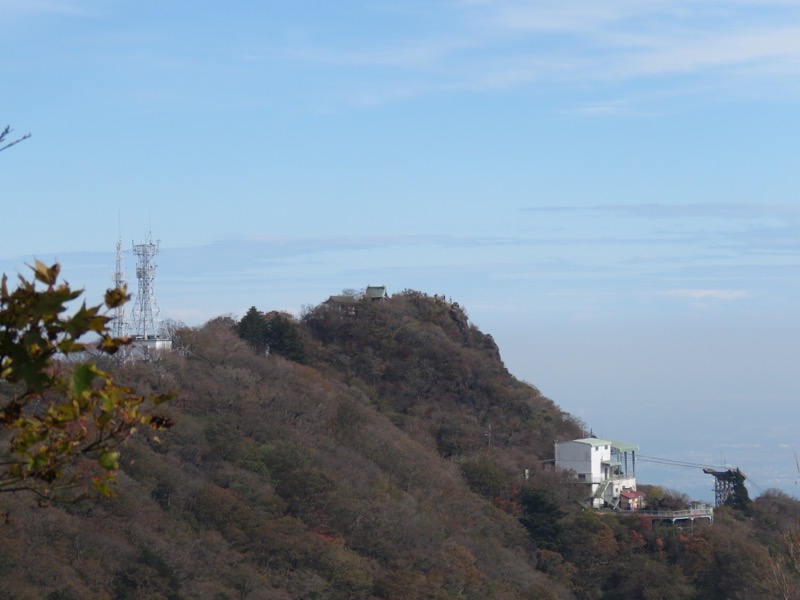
0,125 -> 31,152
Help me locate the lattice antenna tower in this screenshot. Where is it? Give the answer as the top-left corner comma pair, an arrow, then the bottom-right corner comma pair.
131,230 -> 161,339
111,235 -> 129,338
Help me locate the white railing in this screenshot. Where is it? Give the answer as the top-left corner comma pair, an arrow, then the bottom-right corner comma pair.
634,506 -> 714,519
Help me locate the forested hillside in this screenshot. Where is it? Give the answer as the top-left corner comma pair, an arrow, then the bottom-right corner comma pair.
2,290 -> 800,599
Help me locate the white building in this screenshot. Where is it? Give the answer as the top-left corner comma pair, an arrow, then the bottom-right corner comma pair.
129,337 -> 172,360
555,437 -> 639,509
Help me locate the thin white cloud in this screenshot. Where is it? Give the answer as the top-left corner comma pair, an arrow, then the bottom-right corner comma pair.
521,203 -> 800,220
285,36 -> 478,70
616,27 -> 800,79
660,289 -> 748,300
285,0 -> 800,105
563,99 -> 632,116
466,0 -> 799,35
0,0 -> 95,16
474,0 -> 666,34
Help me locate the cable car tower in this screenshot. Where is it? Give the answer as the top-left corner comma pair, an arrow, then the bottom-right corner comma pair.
703,467 -> 747,507
131,230 -> 160,340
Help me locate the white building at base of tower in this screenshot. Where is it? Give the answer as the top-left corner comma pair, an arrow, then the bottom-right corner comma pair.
555,437 -> 638,509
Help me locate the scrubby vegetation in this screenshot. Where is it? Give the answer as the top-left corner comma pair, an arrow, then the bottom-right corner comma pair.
2,289 -> 800,598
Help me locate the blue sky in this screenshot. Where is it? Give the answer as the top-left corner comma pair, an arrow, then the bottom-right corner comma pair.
3,0 -> 800,500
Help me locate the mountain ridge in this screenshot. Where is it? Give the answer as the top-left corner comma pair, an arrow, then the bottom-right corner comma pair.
1,289 -> 798,599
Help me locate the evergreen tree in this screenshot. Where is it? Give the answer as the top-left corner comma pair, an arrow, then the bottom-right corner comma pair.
236,307 -> 307,363
725,469 -> 752,513
237,306 -> 267,352
520,487 -> 565,551
264,313 -> 307,363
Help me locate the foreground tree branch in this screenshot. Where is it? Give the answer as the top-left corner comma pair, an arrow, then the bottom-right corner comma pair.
0,125 -> 31,152
0,261 -> 173,501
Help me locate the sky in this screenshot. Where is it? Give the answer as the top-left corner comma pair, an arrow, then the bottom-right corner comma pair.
3,0 -> 800,502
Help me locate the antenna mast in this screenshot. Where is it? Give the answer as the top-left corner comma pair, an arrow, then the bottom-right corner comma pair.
111,236 -> 129,338
131,230 -> 161,339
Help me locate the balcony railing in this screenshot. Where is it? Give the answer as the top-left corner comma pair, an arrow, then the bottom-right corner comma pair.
581,474 -> 636,485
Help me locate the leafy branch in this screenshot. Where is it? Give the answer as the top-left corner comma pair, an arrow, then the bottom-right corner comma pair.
0,261 -> 173,501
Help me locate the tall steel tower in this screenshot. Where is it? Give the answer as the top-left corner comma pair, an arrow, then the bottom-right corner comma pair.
131,231 -> 161,340
111,236 -> 129,338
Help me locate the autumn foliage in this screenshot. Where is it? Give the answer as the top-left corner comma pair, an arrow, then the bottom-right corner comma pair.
0,262 -> 172,500
1,284 -> 799,598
